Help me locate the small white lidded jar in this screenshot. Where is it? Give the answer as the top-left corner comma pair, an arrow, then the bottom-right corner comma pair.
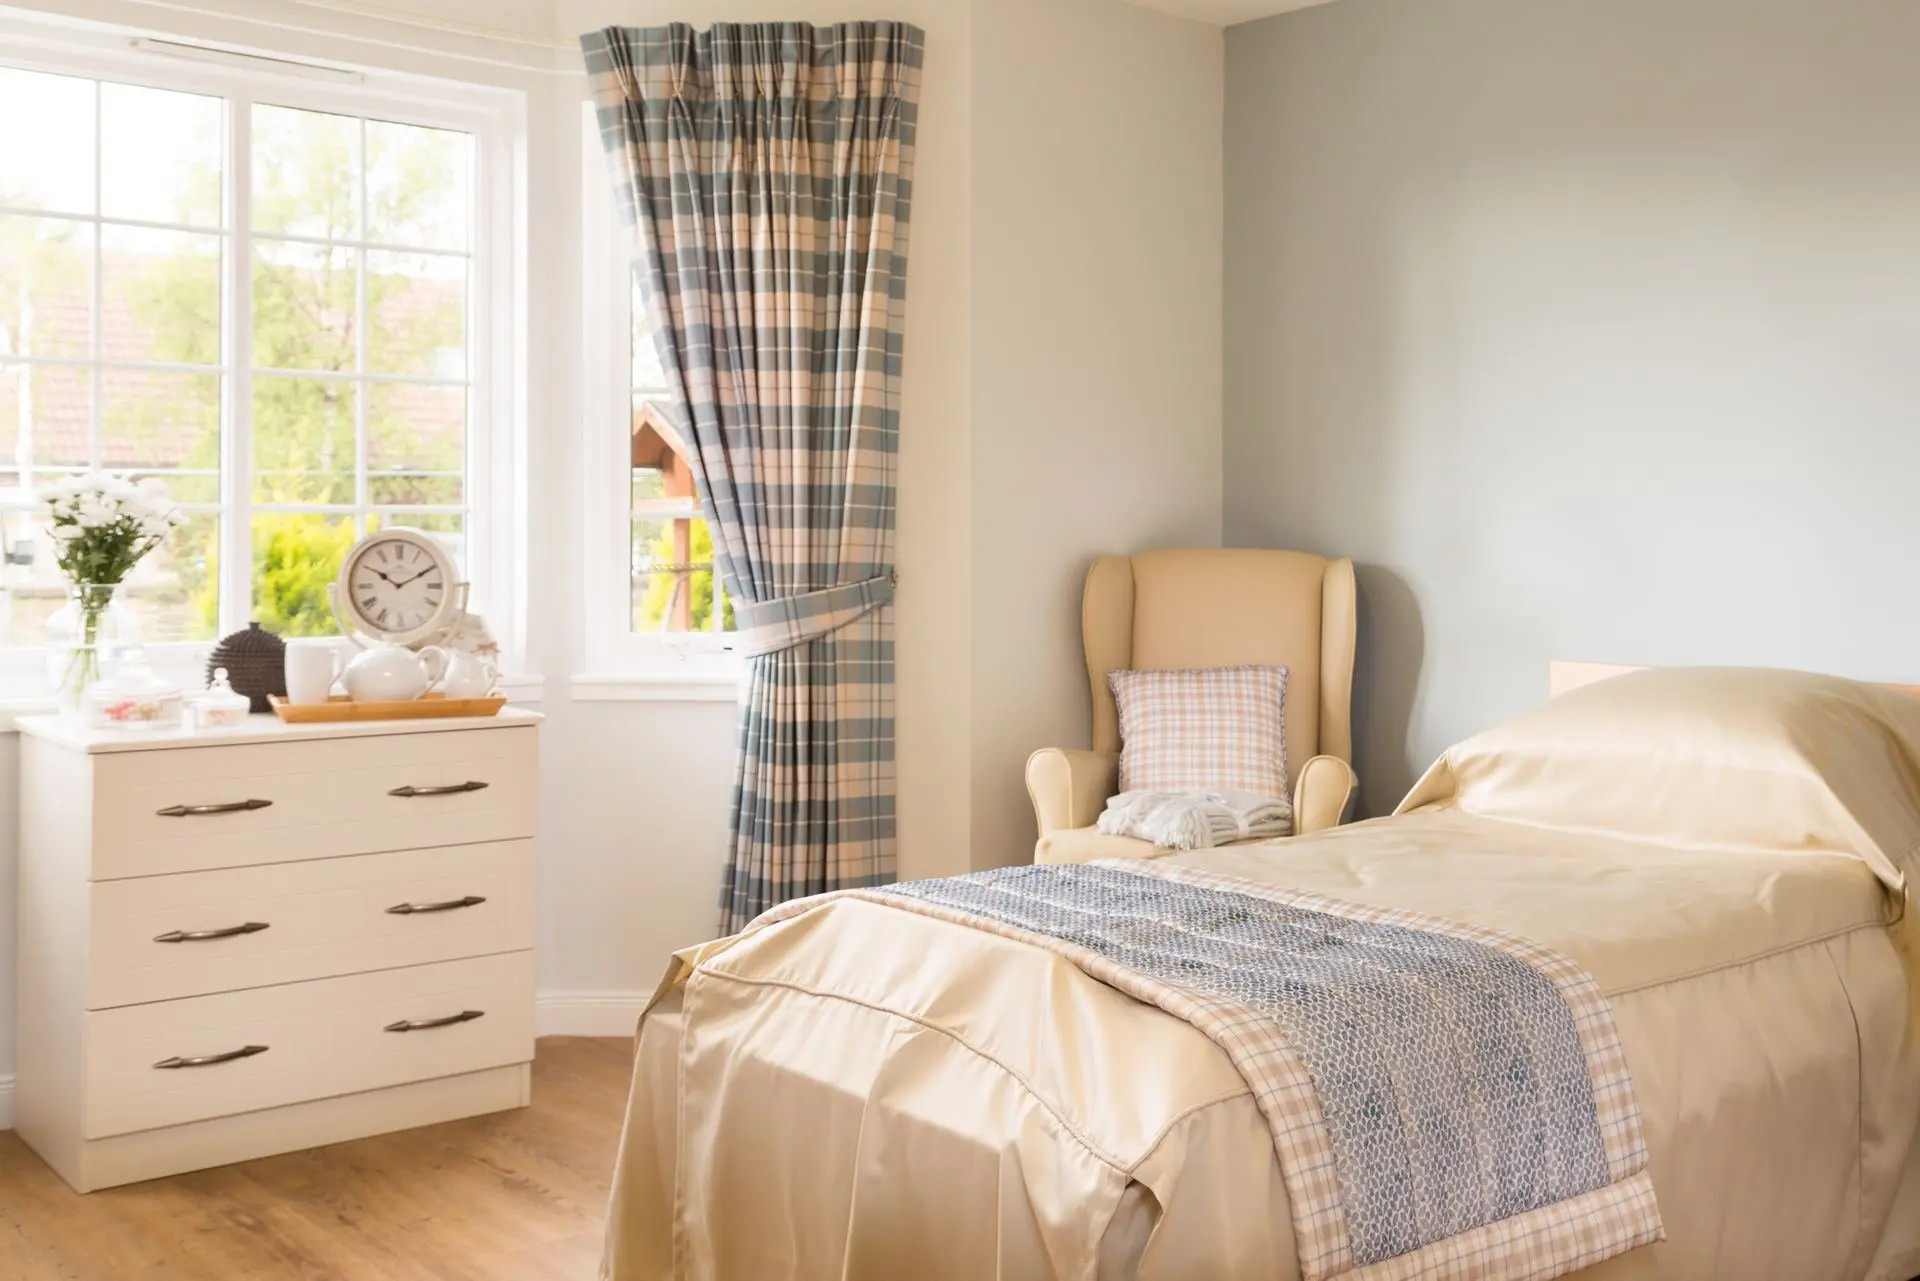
83,659 -> 184,731
193,667 -> 253,728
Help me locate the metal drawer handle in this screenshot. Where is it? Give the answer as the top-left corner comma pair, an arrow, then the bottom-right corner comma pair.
384,1009 -> 485,1033
389,781 -> 489,798
154,921 -> 270,944
154,1045 -> 269,1070
385,895 -> 487,916
156,798 -> 273,818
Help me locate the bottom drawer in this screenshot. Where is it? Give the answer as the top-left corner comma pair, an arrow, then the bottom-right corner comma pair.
84,951 -> 534,1140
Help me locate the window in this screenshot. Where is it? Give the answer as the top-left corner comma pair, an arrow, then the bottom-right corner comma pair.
0,41 -> 517,687
580,104 -> 736,690
628,285 -> 733,639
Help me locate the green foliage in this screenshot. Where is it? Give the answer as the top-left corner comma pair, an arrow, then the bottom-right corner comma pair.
636,518 -> 735,633
250,515 -> 354,637
106,109 -> 468,636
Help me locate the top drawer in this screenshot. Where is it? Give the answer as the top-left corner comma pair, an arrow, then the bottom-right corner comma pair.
91,726 -> 537,880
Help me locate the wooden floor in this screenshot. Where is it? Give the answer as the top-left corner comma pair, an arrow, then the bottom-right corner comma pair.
0,1037 -> 633,1281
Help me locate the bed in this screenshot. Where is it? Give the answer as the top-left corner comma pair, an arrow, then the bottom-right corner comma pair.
602,667 -> 1920,1281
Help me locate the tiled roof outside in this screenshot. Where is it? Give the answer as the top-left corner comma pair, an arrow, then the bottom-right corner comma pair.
0,243 -> 464,474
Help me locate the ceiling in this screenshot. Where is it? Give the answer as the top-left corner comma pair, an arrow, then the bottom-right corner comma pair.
1131,0 -> 1338,25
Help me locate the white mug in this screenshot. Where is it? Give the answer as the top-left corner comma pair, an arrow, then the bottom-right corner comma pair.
438,649 -> 501,700
284,639 -> 343,705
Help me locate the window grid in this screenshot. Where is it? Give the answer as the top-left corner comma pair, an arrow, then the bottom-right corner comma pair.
0,103 -> 230,487
0,53 -> 487,658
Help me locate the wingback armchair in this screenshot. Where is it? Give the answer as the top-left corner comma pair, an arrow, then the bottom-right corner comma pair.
1026,549 -> 1359,864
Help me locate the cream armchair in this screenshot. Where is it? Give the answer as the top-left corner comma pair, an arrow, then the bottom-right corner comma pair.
1027,549 -> 1359,864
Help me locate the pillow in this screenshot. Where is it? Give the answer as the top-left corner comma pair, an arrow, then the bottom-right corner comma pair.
1109,665 -> 1290,797
1396,666 -> 1920,889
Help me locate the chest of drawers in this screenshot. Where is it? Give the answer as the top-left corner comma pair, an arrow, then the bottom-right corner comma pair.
12,709 -> 540,1192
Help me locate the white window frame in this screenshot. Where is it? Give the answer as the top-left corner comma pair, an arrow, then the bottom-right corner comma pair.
578,103 -> 739,697
0,24 -> 527,694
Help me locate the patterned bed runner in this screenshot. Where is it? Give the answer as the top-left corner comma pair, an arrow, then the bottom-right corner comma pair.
752,861 -> 1663,1281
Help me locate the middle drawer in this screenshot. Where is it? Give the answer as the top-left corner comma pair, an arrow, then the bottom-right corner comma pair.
89,840 -> 535,1009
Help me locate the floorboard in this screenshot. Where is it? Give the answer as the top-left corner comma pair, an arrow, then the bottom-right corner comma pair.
0,1037 -> 632,1281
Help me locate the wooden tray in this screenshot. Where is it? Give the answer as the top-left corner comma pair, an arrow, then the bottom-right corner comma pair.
269,693 -> 508,723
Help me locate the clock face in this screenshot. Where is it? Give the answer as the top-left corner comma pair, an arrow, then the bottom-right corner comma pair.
346,535 -> 450,637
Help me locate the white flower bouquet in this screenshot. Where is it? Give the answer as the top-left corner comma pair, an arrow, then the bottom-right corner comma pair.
42,473 -> 185,581
38,473 -> 185,709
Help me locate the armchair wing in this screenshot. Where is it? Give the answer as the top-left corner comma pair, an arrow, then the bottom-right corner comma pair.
1025,748 -> 1119,837
1292,755 -> 1357,834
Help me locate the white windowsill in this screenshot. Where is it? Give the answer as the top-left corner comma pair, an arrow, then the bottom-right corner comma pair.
0,695 -> 56,731
0,673 -> 547,732
497,674 -> 546,703
570,673 -> 741,703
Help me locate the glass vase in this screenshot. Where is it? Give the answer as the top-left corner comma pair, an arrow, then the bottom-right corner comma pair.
45,583 -> 143,717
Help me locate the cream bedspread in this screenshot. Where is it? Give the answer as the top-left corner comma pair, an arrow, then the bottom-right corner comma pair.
604,808 -> 1920,1280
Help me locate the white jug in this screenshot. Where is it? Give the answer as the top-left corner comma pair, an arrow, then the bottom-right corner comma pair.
437,649 -> 501,700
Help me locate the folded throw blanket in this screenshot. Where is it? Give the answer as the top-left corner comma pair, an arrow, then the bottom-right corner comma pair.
1097,788 -> 1293,848
753,862 -> 1663,1281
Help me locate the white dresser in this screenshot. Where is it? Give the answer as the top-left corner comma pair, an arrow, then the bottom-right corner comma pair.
12,708 -> 540,1192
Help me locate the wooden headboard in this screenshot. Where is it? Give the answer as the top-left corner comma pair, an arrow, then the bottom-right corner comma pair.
1549,661 -> 1920,700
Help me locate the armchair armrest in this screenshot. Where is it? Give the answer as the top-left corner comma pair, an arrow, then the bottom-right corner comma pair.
1293,755 -> 1358,835
1025,748 -> 1119,836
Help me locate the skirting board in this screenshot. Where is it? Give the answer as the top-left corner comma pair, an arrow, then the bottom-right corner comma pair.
536,990 -> 648,1038
0,1074 -> 13,1131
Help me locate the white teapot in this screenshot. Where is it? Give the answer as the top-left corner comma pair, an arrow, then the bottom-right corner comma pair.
341,642 -> 449,703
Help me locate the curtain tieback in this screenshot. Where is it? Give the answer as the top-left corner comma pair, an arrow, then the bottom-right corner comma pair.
732,574 -> 895,659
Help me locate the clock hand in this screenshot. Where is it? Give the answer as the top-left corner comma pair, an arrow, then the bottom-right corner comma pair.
396,565 -> 449,588
364,567 -> 396,585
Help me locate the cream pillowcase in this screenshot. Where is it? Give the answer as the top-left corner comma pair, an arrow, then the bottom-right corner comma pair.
1396,666 -> 1920,890
1109,665 -> 1291,797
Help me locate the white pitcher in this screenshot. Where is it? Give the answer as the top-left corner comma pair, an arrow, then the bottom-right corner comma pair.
437,649 -> 501,699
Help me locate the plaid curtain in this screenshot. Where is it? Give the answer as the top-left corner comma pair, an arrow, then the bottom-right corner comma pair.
583,22 -> 923,932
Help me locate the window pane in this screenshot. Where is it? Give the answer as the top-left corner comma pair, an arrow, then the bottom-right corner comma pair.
253,241 -> 356,372
252,376 -> 354,504
102,368 -> 220,472
0,215 -> 91,358
366,120 -> 469,250
366,250 -> 464,377
101,83 -> 223,228
0,505 -> 70,646
0,67 -> 94,215
251,510 -> 353,637
0,361 -> 91,468
123,509 -> 218,643
251,103 -> 359,240
368,510 -> 463,537
631,515 -> 731,634
103,226 -> 221,364
367,383 -> 462,504
128,470 -> 219,505
631,278 -> 668,390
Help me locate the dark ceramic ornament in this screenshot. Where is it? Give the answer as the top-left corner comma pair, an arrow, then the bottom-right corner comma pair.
205,622 -> 288,714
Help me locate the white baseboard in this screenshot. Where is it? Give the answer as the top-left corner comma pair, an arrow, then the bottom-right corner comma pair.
536,990 -> 649,1038
0,1074 -> 14,1131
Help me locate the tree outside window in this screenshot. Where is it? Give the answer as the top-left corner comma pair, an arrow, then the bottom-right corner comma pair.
0,64 -> 473,647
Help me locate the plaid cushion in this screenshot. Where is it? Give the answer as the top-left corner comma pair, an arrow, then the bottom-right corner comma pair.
1110,665 -> 1290,796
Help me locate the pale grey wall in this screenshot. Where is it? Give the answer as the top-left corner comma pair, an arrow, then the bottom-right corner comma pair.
1224,0 -> 1920,814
